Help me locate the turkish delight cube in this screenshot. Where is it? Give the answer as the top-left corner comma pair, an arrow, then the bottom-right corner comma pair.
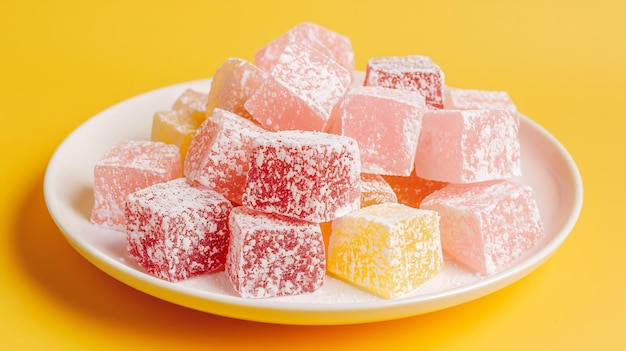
328,202 -> 443,299
206,58 -> 269,123
338,85 -> 426,176
244,42 -> 352,132
420,180 -> 544,274
444,86 -> 520,124
172,88 -> 208,124
365,55 -> 445,109
226,206 -> 325,298
91,140 -> 182,231
126,178 -> 233,282
414,109 -> 521,183
360,173 -> 398,208
150,110 -> 201,163
242,130 -> 361,223
254,22 -> 354,75
184,108 -> 266,204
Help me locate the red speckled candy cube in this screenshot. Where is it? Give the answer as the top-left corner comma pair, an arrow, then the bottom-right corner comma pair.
91,140 -> 182,231
420,180 -> 544,275
245,42 -> 351,132
414,109 -> 521,183
206,58 -> 269,123
365,55 -> 445,109
338,85 -> 426,176
126,178 -> 233,282
184,108 -> 266,204
242,130 -> 361,223
226,206 -> 325,298
254,22 -> 354,75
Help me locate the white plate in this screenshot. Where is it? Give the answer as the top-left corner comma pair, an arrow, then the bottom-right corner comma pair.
44,76 -> 583,325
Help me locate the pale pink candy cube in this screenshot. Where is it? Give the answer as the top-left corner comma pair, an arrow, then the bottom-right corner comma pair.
184,108 -> 266,204
365,55 -> 445,109
420,180 -> 544,275
226,206 -> 325,298
244,42 -> 352,132
91,140 -> 182,231
254,22 -> 354,75
242,130 -> 361,223
414,109 -> 521,183
206,58 -> 269,123
444,86 -> 520,124
338,85 -> 426,176
126,178 -> 233,282
172,88 -> 208,124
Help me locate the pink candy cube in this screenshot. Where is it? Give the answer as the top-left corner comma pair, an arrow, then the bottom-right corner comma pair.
126,178 -> 233,282
444,86 -> 520,124
226,206 -> 325,298
338,85 -> 426,176
365,55 -> 445,109
184,108 -> 266,204
414,109 -> 521,183
206,58 -> 269,123
254,22 -> 354,75
245,42 -> 352,132
420,180 -> 544,274
91,140 -> 182,231
242,130 -> 361,223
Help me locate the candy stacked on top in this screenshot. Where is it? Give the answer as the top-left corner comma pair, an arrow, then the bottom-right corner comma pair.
90,21 -> 544,299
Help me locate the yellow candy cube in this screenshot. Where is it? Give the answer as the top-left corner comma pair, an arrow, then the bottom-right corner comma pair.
151,110 -> 201,162
328,202 -> 443,299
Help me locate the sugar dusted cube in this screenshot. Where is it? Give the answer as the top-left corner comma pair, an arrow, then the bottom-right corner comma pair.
91,140 -> 182,231
226,206 -> 325,298
242,130 -> 361,223
172,88 -> 208,124
328,202 -> 443,299
414,109 -> 521,183
444,86 -> 520,124
420,180 -> 544,275
184,108 -> 266,204
338,85 -> 426,176
365,55 -> 445,109
360,173 -> 398,208
254,22 -> 354,75
151,110 -> 201,162
206,58 -> 269,123
244,42 -> 352,132
126,178 -> 233,282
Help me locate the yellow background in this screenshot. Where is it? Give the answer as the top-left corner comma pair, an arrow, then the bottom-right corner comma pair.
1,0 -> 624,349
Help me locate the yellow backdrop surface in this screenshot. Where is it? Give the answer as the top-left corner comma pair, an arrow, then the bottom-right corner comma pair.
1,0 -> 624,350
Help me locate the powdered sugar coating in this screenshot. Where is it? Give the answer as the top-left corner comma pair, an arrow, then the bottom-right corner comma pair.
360,173 -> 398,208
226,206 -> 325,298
125,178 -> 233,282
206,58 -> 269,122
254,22 -> 354,75
184,108 -> 266,204
414,109 -> 521,183
242,130 -> 361,223
365,55 -> 445,109
420,180 -> 544,274
339,85 -> 426,176
91,140 -> 182,231
444,86 -> 519,124
245,43 -> 351,132
151,110 -> 201,162
328,202 -> 443,299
